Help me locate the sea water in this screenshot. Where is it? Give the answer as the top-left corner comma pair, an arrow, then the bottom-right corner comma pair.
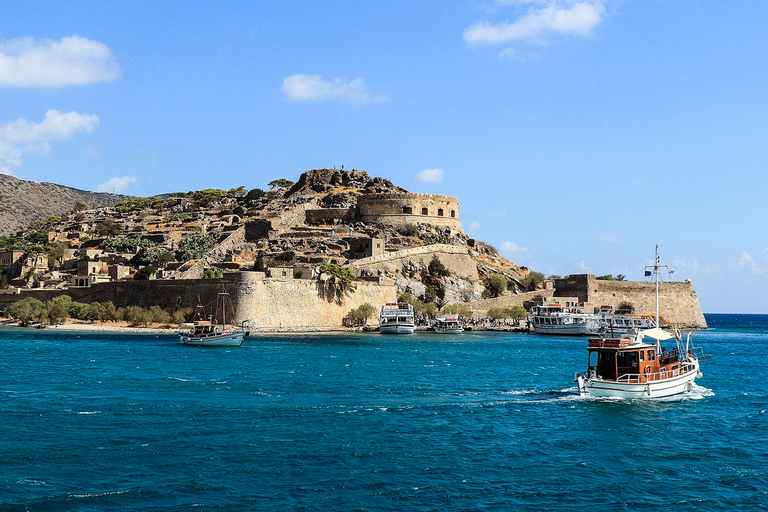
0,314 -> 766,511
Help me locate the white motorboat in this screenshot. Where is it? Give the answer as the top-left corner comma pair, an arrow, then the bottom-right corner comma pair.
529,300 -> 600,335
594,305 -> 657,335
179,292 -> 245,347
433,314 -> 464,334
379,302 -> 415,334
574,246 -> 706,398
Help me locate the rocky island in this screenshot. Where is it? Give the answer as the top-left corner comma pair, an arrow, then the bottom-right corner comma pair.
0,168 -> 706,331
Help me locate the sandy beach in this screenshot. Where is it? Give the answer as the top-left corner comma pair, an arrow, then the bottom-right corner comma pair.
0,319 -> 179,334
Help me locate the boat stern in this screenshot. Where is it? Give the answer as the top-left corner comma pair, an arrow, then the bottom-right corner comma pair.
574,372 -> 589,396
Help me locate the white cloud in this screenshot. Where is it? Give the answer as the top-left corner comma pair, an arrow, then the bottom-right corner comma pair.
0,109 -> 99,174
737,251 -> 766,275
464,1 -> 606,45
490,207 -> 508,217
469,222 -> 480,231
576,259 -> 593,273
464,1 -> 606,59
0,35 -> 120,87
281,74 -> 386,105
597,235 -> 622,244
97,176 -> 140,193
501,241 -> 528,254
673,259 -> 699,273
415,167 -> 445,183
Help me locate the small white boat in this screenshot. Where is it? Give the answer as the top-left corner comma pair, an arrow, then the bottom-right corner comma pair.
379,302 -> 415,334
529,300 -> 600,335
433,314 -> 464,334
179,292 -> 245,347
594,305 -> 657,335
574,246 -> 706,398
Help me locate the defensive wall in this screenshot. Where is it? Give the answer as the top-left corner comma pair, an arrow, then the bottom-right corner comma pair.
467,290 -> 552,316
357,193 -> 462,232
0,272 -> 397,332
350,244 -> 480,283
553,274 -> 707,329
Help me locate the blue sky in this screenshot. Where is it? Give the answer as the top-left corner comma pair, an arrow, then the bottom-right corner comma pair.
2,1 -> 767,314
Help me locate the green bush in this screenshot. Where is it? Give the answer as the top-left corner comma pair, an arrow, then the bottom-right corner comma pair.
521,271 -> 546,291
398,224 -> 419,237
488,274 -> 507,297
428,256 -> 450,277
202,267 -> 224,279
135,265 -> 157,280
5,297 -> 46,325
177,233 -> 214,261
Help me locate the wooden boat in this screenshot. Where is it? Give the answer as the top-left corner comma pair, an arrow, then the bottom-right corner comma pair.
379,302 -> 415,334
574,246 -> 705,398
179,292 -> 245,347
575,328 -> 702,398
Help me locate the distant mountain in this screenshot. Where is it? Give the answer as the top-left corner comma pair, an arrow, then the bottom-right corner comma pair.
0,174 -> 130,235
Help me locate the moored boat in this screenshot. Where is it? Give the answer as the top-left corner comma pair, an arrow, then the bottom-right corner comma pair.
379,302 -> 415,334
179,292 -> 245,347
529,300 -> 601,335
594,305 -> 657,335
574,246 -> 706,398
433,314 -> 464,334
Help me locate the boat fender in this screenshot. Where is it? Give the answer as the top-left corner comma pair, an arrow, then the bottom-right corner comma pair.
644,365 -> 651,374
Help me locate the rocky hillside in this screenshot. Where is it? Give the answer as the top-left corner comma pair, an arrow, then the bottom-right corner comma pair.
0,174 -> 129,235
3,168 -> 535,304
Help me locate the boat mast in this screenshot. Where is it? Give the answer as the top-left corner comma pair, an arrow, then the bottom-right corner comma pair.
645,245 -> 669,327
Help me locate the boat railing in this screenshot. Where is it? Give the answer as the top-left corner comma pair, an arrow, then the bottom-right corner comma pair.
615,363 -> 697,384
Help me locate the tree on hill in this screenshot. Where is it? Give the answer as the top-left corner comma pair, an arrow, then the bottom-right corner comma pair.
521,271 -> 546,291
488,273 -> 507,297
268,179 -> 294,189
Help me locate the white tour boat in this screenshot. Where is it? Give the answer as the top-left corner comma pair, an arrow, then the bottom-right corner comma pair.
574,246 -> 705,398
529,300 -> 601,335
433,314 -> 464,334
594,305 -> 657,335
379,302 -> 415,334
179,292 -> 245,347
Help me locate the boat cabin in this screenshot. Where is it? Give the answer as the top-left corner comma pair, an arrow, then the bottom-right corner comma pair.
586,337 -> 686,383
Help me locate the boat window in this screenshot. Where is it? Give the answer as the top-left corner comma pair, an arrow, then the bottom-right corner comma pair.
648,349 -> 656,361
639,351 -> 645,362
596,351 -> 617,380
617,351 -> 639,376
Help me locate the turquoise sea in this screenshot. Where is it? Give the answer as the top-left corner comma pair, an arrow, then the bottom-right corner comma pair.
1,314 -> 766,511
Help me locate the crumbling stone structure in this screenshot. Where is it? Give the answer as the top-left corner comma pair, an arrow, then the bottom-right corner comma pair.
357,193 -> 462,232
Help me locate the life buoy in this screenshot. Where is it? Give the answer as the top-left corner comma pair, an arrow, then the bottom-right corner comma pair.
644,365 -> 651,374
674,328 -> 682,339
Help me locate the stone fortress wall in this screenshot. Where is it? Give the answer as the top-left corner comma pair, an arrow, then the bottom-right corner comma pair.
357,193 -> 462,232
0,272 -> 396,332
554,274 -> 708,329
350,244 -> 479,282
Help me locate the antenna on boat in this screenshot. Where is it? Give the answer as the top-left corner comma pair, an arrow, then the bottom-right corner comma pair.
645,245 -> 669,328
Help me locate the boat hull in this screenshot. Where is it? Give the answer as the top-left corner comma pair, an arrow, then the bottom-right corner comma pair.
533,324 -> 594,335
434,328 -> 464,334
576,362 -> 700,398
179,332 -> 244,347
379,325 -> 415,334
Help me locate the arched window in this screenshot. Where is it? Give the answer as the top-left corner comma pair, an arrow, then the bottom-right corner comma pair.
437,208 -> 444,216
402,206 -> 413,214
450,210 -> 456,218
421,207 -> 428,215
